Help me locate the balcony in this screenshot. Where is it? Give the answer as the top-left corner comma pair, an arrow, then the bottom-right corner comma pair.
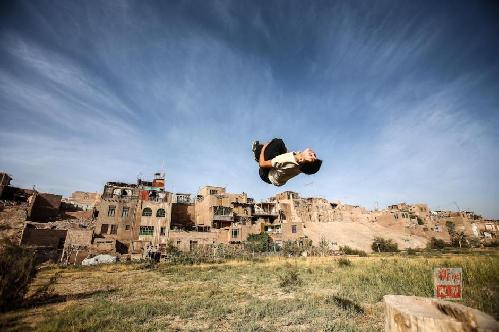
212,214 -> 234,222
253,207 -> 278,216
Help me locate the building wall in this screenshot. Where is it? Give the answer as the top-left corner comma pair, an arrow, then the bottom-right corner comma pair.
68,191 -> 101,210
169,231 -> 217,251
171,202 -> 195,229
27,193 -> 62,221
65,229 -> 93,247
95,198 -> 139,243
137,195 -> 172,246
21,228 -> 67,248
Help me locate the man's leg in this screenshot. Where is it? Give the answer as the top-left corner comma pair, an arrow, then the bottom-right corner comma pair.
264,138 -> 287,160
252,141 -> 263,162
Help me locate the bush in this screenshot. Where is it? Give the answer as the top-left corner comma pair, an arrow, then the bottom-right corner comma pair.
0,239 -> 37,311
427,237 -> 447,249
339,245 -> 367,257
281,241 -> 302,256
483,240 -> 499,248
337,257 -> 351,267
406,248 -> 417,256
278,269 -> 303,290
371,237 -> 399,252
246,232 -> 271,252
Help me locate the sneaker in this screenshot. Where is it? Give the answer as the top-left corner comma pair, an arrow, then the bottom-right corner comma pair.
252,140 -> 260,161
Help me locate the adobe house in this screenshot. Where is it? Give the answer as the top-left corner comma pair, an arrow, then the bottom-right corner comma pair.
134,173 -> 173,253
95,181 -> 140,248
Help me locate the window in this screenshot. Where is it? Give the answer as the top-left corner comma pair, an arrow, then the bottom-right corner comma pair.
142,208 -> 152,216
110,224 -> 118,234
156,208 -> 166,217
292,225 -> 297,234
108,206 -> 116,217
190,240 -> 198,251
160,227 -> 166,236
139,226 -> 154,235
214,206 -> 231,216
177,240 -> 181,246
231,228 -> 239,239
125,225 -> 130,230
122,207 -> 129,217
101,224 -> 109,234
209,189 -> 218,195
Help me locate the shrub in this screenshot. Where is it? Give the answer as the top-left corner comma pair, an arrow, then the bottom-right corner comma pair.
281,241 -> 302,256
0,239 -> 37,311
339,245 -> 367,257
450,232 -> 471,248
406,248 -> 417,256
371,237 -> 399,252
337,257 -> 351,267
278,269 -> 303,290
483,240 -> 499,248
246,232 -> 271,252
427,237 -> 447,249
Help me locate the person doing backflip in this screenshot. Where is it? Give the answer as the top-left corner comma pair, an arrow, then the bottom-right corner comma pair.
252,138 -> 322,186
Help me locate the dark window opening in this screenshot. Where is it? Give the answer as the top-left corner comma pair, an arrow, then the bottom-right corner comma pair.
292,225 -> 297,234
101,224 -> 109,234
231,228 -> 239,238
110,224 -> 118,234
122,207 -> 129,217
156,208 -> 166,217
108,206 -> 116,217
142,208 -> 152,216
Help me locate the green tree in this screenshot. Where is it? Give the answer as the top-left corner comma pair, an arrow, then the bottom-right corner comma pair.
246,232 -> 271,252
371,237 -> 399,252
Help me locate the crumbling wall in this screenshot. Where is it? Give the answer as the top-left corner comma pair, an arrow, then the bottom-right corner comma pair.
169,231 -> 217,251
20,227 -> 67,248
171,203 -> 195,229
28,193 -> 62,221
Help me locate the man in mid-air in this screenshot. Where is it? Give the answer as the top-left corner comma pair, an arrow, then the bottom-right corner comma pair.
252,138 -> 322,186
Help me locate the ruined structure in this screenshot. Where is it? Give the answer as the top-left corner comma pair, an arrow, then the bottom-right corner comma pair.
95,181 -> 140,251
0,172 -> 12,199
64,191 -> 101,210
27,192 -> 62,221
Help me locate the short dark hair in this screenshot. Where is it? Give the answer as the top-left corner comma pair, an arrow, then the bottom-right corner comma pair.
299,159 -> 322,175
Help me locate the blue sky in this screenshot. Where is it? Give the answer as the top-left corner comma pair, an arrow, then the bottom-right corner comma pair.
1,1 -> 498,217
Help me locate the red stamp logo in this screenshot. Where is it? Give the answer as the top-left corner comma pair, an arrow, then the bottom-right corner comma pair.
434,268 -> 462,300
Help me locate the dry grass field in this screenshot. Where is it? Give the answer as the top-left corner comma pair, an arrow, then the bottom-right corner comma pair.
1,253 -> 498,331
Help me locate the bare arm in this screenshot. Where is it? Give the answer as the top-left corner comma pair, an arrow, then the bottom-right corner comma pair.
259,142 -> 273,169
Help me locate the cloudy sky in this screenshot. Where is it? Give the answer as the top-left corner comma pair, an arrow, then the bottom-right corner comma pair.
1,1 -> 498,217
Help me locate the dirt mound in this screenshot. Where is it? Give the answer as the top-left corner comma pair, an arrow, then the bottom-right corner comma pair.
303,221 -> 429,252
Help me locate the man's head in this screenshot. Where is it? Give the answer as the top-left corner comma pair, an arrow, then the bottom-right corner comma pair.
299,159 -> 322,175
297,148 -> 322,175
